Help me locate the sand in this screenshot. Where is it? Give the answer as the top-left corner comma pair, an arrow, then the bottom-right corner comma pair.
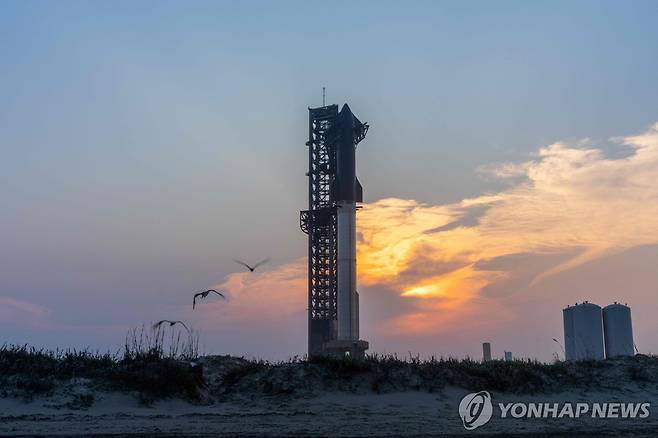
3,383 -> 658,437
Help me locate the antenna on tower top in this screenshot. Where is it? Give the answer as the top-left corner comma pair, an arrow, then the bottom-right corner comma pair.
322,87 -> 326,106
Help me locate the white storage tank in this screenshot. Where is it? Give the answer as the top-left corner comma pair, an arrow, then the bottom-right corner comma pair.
563,302 -> 605,361
603,303 -> 634,358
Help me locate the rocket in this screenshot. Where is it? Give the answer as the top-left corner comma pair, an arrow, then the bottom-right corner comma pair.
302,101 -> 369,357
335,104 -> 367,341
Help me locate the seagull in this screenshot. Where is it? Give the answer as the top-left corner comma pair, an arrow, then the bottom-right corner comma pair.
193,289 -> 225,309
234,258 -> 270,272
552,338 -> 565,355
153,320 -> 189,332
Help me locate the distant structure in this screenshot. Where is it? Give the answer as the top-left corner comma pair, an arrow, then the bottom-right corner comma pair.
603,303 -> 634,358
482,342 -> 492,361
504,351 -> 513,361
563,301 -> 635,361
300,102 -> 370,358
563,302 -> 605,361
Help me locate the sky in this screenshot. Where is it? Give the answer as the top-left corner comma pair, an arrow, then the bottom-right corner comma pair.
1,1 -> 658,361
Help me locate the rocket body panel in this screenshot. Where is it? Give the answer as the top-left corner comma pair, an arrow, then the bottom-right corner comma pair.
335,104 -> 362,341
335,104 -> 367,203
335,105 -> 358,202
336,200 -> 357,340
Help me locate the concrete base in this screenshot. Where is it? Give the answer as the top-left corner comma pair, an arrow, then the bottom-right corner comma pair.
322,339 -> 369,359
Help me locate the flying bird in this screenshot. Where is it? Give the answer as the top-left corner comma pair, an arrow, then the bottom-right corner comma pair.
552,338 -> 565,355
153,320 -> 189,332
234,258 -> 270,272
193,289 -> 225,309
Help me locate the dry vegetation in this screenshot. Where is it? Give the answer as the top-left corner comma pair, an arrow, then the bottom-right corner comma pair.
211,353 -> 658,398
0,324 -> 202,403
2,336 -> 657,408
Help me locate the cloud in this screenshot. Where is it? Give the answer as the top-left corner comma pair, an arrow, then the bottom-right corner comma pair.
173,260 -> 307,358
200,122 -> 658,349
190,260 -> 306,332
354,122 -> 658,334
0,297 -> 50,323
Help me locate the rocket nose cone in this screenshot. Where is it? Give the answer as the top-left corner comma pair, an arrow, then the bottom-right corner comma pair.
339,105 -> 353,122
339,104 -> 363,127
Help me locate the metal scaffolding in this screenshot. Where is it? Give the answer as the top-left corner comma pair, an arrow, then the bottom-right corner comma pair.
300,104 -> 339,355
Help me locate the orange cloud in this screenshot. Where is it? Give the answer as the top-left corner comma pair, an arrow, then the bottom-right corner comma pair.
201,260 -> 306,327
205,122 -> 658,341
355,122 -> 658,334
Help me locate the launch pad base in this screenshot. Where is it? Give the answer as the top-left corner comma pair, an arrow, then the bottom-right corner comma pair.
322,340 -> 369,359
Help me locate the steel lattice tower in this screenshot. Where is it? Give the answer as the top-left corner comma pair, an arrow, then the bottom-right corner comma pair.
300,104 -> 339,355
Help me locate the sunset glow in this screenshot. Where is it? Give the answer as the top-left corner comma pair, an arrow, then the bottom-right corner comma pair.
213,122 -> 658,339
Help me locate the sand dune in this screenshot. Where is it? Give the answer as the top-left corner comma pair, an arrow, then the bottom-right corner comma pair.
3,354 -> 658,436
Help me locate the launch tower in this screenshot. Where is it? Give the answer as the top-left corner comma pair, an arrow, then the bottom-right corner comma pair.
300,103 -> 369,357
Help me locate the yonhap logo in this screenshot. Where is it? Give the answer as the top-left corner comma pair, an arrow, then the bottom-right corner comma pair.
459,391 -> 493,430
457,390 -> 650,431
